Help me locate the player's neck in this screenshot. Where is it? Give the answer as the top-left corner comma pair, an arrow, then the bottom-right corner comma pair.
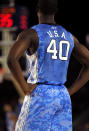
39,15 -> 56,25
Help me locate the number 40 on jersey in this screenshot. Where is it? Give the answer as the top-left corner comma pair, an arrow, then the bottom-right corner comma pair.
47,39 -> 70,61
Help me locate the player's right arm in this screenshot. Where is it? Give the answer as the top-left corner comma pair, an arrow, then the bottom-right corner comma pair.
68,36 -> 89,96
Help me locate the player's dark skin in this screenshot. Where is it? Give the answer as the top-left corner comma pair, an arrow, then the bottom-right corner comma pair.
7,10 -> 89,96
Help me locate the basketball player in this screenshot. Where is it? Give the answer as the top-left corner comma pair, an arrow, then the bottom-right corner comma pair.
7,0 -> 89,130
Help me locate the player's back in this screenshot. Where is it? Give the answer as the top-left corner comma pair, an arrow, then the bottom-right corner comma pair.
26,24 -> 74,85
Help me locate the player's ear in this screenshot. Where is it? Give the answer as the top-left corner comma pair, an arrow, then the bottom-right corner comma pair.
37,9 -> 41,18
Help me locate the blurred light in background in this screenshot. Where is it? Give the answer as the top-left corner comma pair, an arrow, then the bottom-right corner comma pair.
0,6 -> 29,30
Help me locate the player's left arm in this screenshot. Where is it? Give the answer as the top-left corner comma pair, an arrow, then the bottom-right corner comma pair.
68,35 -> 89,96
7,29 -> 39,95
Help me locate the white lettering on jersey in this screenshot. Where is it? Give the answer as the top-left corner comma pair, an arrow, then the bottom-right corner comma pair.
47,31 -> 53,37
47,30 -> 59,38
61,32 -> 66,39
51,26 -> 57,30
54,30 -> 59,37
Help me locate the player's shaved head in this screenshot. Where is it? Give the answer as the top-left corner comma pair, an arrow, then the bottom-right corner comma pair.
37,0 -> 58,15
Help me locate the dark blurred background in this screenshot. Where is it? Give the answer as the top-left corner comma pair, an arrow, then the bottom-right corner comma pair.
0,0 -> 89,131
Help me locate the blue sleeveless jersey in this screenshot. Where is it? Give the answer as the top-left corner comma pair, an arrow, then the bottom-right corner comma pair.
26,24 -> 74,85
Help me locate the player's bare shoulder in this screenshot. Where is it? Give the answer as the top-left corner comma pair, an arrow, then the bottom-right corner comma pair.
17,29 -> 38,43
16,29 -> 39,54
72,35 -> 89,66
